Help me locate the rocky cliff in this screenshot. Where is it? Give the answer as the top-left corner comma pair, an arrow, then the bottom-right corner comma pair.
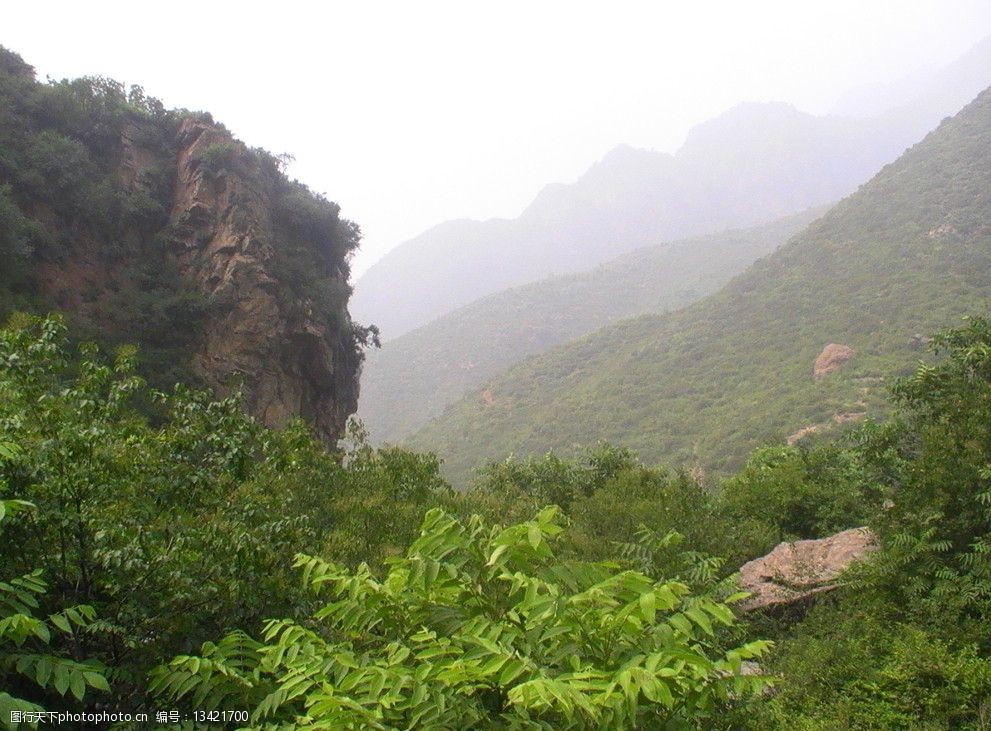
0,47 -> 368,444
165,119 -> 363,442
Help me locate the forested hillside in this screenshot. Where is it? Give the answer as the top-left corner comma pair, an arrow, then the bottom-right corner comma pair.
353,36 -> 991,339
413,85 -> 991,483
0,47 -> 372,443
359,209 -> 820,443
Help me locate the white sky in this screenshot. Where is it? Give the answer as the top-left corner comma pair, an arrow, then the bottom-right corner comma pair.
6,1 -> 991,276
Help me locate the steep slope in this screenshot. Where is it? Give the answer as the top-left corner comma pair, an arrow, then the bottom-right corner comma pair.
359,209 -> 821,443
413,86 -> 991,484
0,48 -> 371,443
353,36 -> 991,340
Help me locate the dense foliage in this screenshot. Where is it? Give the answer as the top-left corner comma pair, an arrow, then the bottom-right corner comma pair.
152,508 -> 769,729
5,308 -> 991,728
0,47 -> 177,308
0,315 -> 440,717
744,316 -> 991,729
0,450 -> 110,724
412,86 -> 991,485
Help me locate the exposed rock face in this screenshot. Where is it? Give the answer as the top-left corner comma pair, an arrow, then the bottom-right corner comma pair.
739,528 -> 877,611
786,410 -> 867,445
33,115 -> 363,445
162,119 -> 360,443
813,343 -> 855,378
785,424 -> 824,446
119,121 -> 160,189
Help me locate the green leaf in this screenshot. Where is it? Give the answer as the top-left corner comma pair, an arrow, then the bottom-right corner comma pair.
84,671 -> 110,692
499,659 -> 526,686
669,613 -> 693,636
487,544 -> 509,567
53,664 -> 70,696
50,614 -> 71,634
640,591 -> 656,623
35,656 -> 53,687
69,671 -> 86,701
479,655 -> 508,676
685,606 -> 714,636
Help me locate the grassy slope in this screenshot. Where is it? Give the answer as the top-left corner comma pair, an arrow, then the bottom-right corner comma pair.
359,209 -> 822,443
412,87 -> 991,484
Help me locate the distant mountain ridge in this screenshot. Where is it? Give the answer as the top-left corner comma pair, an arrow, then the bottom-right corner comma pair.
358,209 -> 822,443
411,83 -> 991,484
353,35 -> 991,339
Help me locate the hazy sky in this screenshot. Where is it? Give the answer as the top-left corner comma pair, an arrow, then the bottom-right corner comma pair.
6,1 -> 991,276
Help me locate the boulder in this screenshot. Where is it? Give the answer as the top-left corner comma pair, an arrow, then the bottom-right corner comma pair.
739,527 -> 877,611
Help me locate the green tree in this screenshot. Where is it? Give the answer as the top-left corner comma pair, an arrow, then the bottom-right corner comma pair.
0,443 -> 109,728
866,316 -> 991,626
152,507 -> 770,729
0,314 -> 454,711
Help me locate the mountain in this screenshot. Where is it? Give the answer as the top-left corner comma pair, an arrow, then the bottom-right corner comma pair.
352,35 -> 991,340
358,209 -> 821,443
353,108 -> 888,340
0,47 -> 371,443
411,85 -> 991,484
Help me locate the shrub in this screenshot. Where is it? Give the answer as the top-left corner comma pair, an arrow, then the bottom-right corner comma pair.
152,507 -> 770,729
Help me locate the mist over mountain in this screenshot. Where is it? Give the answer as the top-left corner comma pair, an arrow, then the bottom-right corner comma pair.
831,33 -> 991,117
358,209 -> 821,443
352,36 -> 991,340
411,83 -> 991,484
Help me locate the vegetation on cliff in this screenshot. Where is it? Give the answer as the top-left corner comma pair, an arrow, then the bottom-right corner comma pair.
0,46 -> 373,442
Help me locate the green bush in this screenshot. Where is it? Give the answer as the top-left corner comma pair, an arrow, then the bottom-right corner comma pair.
0,315 -> 451,709
756,604 -> 991,730
718,444 -> 877,548
0,445 -> 110,726
152,507 -> 770,729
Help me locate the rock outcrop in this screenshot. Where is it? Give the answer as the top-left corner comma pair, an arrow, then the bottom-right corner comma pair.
163,119 -> 361,443
785,410 -> 867,445
739,527 -> 877,611
29,111 -> 364,445
813,343 -> 855,378
785,424 -> 824,445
